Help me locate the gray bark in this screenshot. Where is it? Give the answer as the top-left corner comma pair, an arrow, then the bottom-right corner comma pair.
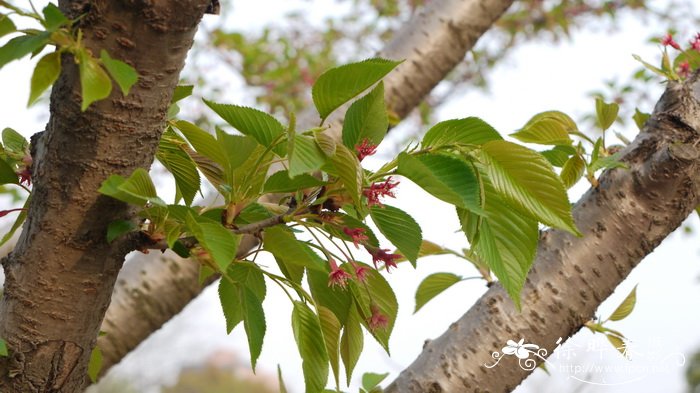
97,0 -> 516,373
385,74 -> 700,392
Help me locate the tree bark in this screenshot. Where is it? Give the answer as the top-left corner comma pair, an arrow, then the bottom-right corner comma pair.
0,1 -> 209,392
96,0 -> 516,374
385,74 -> 700,392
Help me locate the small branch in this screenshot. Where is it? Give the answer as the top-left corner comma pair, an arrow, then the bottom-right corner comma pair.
140,211 -> 288,251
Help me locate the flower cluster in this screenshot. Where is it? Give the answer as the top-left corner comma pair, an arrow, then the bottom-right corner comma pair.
367,246 -> 401,271
363,176 -> 399,207
355,138 -> 377,161
343,226 -> 368,248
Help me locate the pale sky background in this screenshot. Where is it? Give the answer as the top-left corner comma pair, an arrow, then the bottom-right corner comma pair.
1,1 -> 699,393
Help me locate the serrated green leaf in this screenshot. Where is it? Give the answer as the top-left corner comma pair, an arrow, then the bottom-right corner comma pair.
98,168 -> 165,207
100,50 -> 138,96
0,159 -> 18,185
632,54 -> 668,79
28,51 -> 61,106
560,154 -> 585,189
329,143 -> 363,206
589,152 -> 627,172
42,3 -> 68,30
414,273 -> 462,313
241,286 -> 266,370
595,98 -> 619,131
342,82 -> 387,149
264,226 -> 326,271
292,301 -> 329,393
397,152 -> 482,213
0,338 -> 7,356
78,49 -> 112,111
370,204 -> 421,265
319,306 -> 341,387
204,100 -> 286,155
186,214 -> 240,272
218,276 -> 243,333
289,135 -> 327,177
480,140 -> 578,234
315,131 -> 337,157
340,306 -> 364,386
173,120 -> 228,167
541,145 -> 577,167
0,32 -> 50,70
511,111 -> 575,146
157,129 -> 200,206
421,117 -> 502,148
2,127 -> 28,155
106,220 -> 136,243
87,346 -> 102,383
606,334 -> 628,358
350,265 -> 397,352
362,372 -> 389,391
171,85 -> 194,103
0,195 -> 28,247
263,170 -> 325,193
312,58 -> 401,121
608,285 -> 637,321
457,179 -> 539,309
0,15 -> 16,38
228,261 -> 266,300
632,108 -> 650,131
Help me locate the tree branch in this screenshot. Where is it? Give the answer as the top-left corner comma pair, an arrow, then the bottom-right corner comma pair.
97,0 -> 516,375
385,73 -> 700,392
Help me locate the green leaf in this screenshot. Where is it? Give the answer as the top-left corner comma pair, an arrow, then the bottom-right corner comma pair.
397,152 -> 482,213
100,50 -> 138,96
289,135 -> 327,177
307,268 -> 353,325
204,100 -> 286,155
78,49 -> 112,111
329,143 -> 363,206
0,32 -> 50,70
315,131 -> 337,157
608,285 -> 637,321
0,15 -> 16,38
414,273 -> 462,313
186,214 -> 240,272
370,204 -> 422,266
511,111 -> 575,146
393,240 -> 450,262
560,154 -> 585,189
241,286 -> 266,370
173,120 -> 228,167
541,145 -> 577,167
318,306 -> 342,387
0,195 -> 29,247
589,153 -> 627,172
28,51 -> 61,106
605,334 -> 628,358
479,140 -> 578,234
312,58 -> 401,121
292,301 -> 329,393
218,276 -> 243,333
264,226 -> 326,271
157,130 -> 201,206
0,159 -> 18,185
351,265 -> 398,352
340,306 -> 364,386
263,170 -> 325,193
98,168 -> 165,207
2,127 -> 28,154
171,85 -> 194,103
342,82 -> 387,149
362,372 -> 389,391
632,54 -> 668,79
106,220 -> 136,243
87,346 -> 103,383
0,338 -> 7,356
595,98 -> 619,131
632,108 -> 650,131
42,3 -> 68,30
421,117 -> 502,148
457,180 -> 539,308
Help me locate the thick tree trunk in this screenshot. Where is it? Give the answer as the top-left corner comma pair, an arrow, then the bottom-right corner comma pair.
0,1 -> 209,392
385,75 -> 700,392
96,0 -> 516,374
